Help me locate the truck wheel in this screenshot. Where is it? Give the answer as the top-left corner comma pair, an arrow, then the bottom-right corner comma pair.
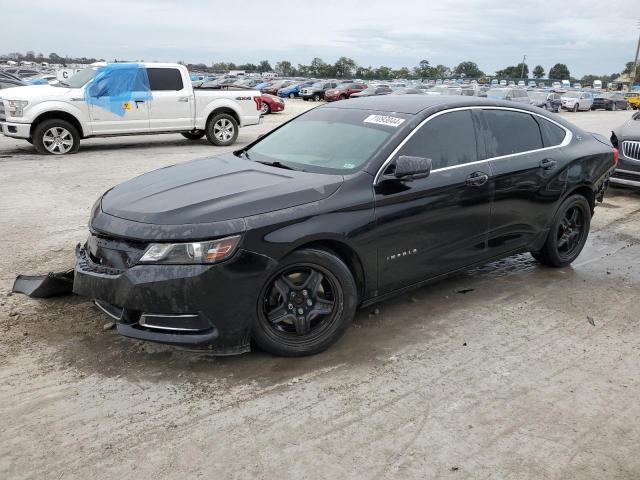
205,113 -> 238,147
181,130 -> 205,140
33,119 -> 80,155
313,93 -> 321,101
302,97 -> 308,101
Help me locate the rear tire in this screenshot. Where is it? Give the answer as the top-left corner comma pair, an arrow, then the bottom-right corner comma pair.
531,194 -> 591,268
205,113 -> 238,147
33,119 -> 80,155
253,248 -> 358,356
181,130 -> 205,140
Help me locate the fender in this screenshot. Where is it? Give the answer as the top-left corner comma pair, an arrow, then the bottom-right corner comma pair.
27,100 -> 92,136
196,98 -> 243,129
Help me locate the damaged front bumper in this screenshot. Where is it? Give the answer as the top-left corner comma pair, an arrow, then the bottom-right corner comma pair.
72,244 -> 276,354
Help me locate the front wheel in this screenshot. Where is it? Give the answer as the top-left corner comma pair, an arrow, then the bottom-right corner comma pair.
33,119 -> 80,155
531,194 -> 591,268
572,104 -> 579,112
313,93 -> 321,101
181,130 -> 205,140
261,102 -> 271,115
289,93 -> 295,99
611,103 -> 616,111
205,113 -> 238,146
253,248 -> 358,356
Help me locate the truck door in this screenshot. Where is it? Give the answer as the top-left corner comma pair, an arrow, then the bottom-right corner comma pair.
86,65 -> 150,134
146,67 -> 193,131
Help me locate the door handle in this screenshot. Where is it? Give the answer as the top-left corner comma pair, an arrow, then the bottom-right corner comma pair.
178,97 -> 190,102
540,158 -> 557,170
465,171 -> 489,187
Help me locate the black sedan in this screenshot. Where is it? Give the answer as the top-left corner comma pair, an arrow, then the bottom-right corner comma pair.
73,96 -> 616,356
611,111 -> 640,188
591,93 -> 629,111
528,91 -> 561,112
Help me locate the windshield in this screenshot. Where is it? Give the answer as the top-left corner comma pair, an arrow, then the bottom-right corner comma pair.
59,67 -> 97,88
245,108 -> 404,174
528,92 -> 547,101
311,82 -> 323,88
486,88 -> 509,98
563,92 -> 580,98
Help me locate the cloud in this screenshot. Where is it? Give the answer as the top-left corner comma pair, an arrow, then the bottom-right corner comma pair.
3,0 -> 637,76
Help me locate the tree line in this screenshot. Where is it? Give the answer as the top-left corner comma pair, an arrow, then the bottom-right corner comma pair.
2,51 -> 637,83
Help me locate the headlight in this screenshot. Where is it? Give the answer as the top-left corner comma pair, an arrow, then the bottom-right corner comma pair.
7,100 -> 28,117
139,235 -> 240,264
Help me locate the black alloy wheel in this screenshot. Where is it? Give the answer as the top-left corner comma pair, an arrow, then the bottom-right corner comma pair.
531,194 -> 591,268
253,249 -> 357,356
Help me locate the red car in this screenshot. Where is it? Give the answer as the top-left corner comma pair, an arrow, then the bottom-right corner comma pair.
260,94 -> 285,114
324,83 -> 367,102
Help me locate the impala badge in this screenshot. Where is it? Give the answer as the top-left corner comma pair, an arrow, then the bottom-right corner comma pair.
386,248 -> 418,261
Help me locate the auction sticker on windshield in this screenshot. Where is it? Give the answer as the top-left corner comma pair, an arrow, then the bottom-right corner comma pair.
364,114 -> 405,127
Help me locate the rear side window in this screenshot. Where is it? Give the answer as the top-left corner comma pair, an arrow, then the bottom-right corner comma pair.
146,68 -> 183,91
398,110 -> 478,170
481,110 -> 543,157
535,117 -> 566,147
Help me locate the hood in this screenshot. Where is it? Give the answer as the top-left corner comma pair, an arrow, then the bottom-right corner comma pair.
100,153 -> 343,225
614,118 -> 640,140
0,84 -> 74,101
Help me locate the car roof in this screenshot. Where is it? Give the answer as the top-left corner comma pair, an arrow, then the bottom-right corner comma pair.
318,94 -> 541,115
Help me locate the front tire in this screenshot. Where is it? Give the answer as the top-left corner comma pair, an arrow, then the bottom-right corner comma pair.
253,248 -> 358,356
572,104 -> 579,112
261,102 -> 271,115
313,93 -> 321,101
33,119 -> 80,155
611,103 -> 616,111
531,194 -> 591,268
181,130 -> 205,140
205,113 -> 238,146
289,93 -> 295,99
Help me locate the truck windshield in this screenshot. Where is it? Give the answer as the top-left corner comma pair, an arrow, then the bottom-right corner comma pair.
245,108 -> 406,174
58,68 -> 97,88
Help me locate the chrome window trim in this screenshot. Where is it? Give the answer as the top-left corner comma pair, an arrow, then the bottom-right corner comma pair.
373,106 -> 573,185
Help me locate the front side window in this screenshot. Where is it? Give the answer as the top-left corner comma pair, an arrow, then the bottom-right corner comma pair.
147,68 -> 183,91
397,110 -> 478,170
481,110 -> 543,157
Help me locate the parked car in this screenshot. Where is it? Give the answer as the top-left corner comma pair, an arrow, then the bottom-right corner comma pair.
625,92 -> 640,110
591,93 -> 629,111
300,81 -> 338,101
610,111 -> 640,188
561,91 -> 593,112
262,80 -> 296,96
73,95 -> 616,356
324,83 -> 367,102
390,87 -> 426,95
350,85 -> 392,98
517,80 -> 525,87
528,91 -> 561,112
425,85 -> 461,95
0,63 -> 262,154
527,81 -> 537,88
278,81 -> 315,98
486,88 -> 530,104
260,93 -> 285,114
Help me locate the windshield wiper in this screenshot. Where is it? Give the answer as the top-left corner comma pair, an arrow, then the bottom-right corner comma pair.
256,160 -> 295,171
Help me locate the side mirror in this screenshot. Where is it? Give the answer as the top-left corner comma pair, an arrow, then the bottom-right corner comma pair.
388,155 -> 432,180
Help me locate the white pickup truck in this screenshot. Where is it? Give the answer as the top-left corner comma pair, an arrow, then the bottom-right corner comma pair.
0,62 -> 262,154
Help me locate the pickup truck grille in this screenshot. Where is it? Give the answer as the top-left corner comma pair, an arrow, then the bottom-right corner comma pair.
622,141 -> 640,161
0,99 -> 5,122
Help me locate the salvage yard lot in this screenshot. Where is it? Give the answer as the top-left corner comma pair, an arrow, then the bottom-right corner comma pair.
1,103 -> 639,479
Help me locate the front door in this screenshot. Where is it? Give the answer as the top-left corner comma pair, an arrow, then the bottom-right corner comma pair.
86,66 -> 150,134
374,109 -> 493,294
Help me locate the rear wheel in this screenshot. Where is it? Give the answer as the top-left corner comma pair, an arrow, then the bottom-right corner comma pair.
205,113 -> 238,146
33,119 -> 80,155
181,130 -> 205,140
253,248 -> 357,356
531,194 -> 591,268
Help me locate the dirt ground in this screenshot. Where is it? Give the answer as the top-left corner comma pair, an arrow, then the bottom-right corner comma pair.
1,102 -> 639,480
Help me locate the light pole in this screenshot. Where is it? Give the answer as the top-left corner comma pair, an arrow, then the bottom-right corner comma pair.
520,55 -> 527,79
632,23 -> 639,87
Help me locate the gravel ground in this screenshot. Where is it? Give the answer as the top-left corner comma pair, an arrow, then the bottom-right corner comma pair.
1,101 -> 639,479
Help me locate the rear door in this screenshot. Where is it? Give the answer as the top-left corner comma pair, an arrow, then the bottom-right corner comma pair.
147,67 -> 193,131
374,109 -> 493,293
477,108 -> 570,256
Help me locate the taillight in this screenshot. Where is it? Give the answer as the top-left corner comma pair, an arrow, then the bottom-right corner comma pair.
254,97 -> 262,111
613,147 -> 619,166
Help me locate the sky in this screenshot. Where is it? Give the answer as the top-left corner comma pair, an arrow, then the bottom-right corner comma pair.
4,0 -> 638,77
